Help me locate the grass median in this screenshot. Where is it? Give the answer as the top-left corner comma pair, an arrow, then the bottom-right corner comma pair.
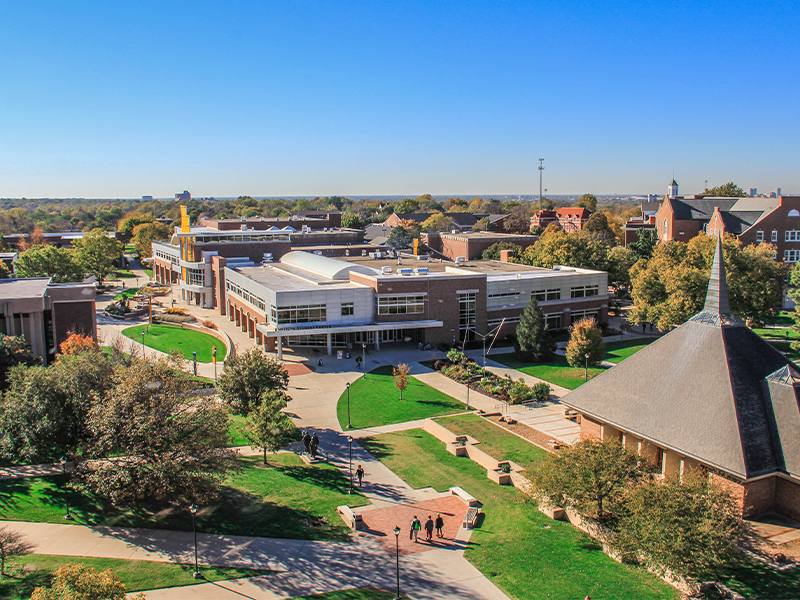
336,366 -> 466,429
491,354 -> 606,390
121,323 -> 227,363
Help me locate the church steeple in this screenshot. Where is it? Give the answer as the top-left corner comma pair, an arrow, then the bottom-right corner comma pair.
704,236 -> 731,315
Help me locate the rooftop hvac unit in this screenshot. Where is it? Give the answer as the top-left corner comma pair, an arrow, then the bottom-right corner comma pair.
454,256 -> 466,265
369,251 -> 385,259
314,250 -> 323,256
241,216 -> 246,221
345,249 -> 350,257
240,224 -> 247,231
362,250 -> 368,256
381,266 -> 393,274
262,253 -> 273,263
398,268 -> 413,276
414,268 -> 429,275
416,254 -> 429,261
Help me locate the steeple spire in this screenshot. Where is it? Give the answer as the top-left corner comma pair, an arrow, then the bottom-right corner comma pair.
704,236 -> 730,315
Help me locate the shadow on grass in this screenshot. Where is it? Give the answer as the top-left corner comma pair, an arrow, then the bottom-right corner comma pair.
0,569 -> 51,599
720,555 -> 800,600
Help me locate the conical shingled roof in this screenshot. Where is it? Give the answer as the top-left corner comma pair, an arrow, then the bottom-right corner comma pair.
562,241 -> 795,480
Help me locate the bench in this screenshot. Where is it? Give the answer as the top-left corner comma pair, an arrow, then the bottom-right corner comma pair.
463,507 -> 481,529
450,486 -> 480,507
336,505 -> 363,531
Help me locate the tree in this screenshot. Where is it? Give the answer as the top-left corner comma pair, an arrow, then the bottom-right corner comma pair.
395,198 -> 421,214
481,242 -> 522,261
393,363 -> 410,400
500,212 -> 530,234
575,193 -> 598,212
59,332 -> 99,355
243,390 -> 296,464
517,226 -> 609,271
628,227 -> 658,262
14,245 -> 84,283
117,212 -> 155,241
72,229 -> 125,284
532,437 -> 650,520
0,334 -> 38,390
30,563 -> 145,600
515,299 -> 555,363
704,182 -> 747,197
566,318 -> 605,368
0,527 -> 33,578
78,355 -> 236,504
386,227 -> 413,250
0,348 -> 115,463
615,472 -> 746,579
131,222 -> 171,258
217,348 -> 289,416
421,213 -> 454,233
629,235 -> 788,329
340,212 -> 364,229
607,246 -> 637,291
471,217 -> 494,232
582,212 -> 616,247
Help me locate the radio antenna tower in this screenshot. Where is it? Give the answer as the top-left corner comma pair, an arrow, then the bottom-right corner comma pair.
538,158 -> 545,210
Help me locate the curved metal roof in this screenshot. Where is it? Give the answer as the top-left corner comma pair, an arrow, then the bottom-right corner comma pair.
280,251 -> 380,280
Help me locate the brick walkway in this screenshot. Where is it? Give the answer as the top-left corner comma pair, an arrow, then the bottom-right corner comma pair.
360,495 -> 469,557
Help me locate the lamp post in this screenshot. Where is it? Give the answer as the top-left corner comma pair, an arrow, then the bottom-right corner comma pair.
212,347 -> 217,382
189,504 -> 201,579
346,382 -> 352,429
584,353 -> 589,381
193,351 -> 197,377
466,381 -> 470,410
140,330 -> 145,357
393,525 -> 401,600
538,158 -> 545,210
362,343 -> 366,377
59,457 -> 73,520
347,436 -> 354,494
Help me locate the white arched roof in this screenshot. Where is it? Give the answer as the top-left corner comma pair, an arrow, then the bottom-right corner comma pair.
280,251 -> 380,280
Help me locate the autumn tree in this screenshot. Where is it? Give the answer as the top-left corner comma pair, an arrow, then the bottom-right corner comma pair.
574,193 -> 598,212
565,318 -> 605,368
117,212 -> 155,241
394,198 -> 421,213
704,182 -> 747,197
30,563 -> 145,600
615,472 -> 746,579
340,212 -> 364,229
481,242 -> 522,261
217,348 -> 289,416
72,229 -> 125,284
515,298 -> 555,363
532,437 -> 651,520
628,227 -> 658,262
607,246 -> 637,291
518,225 -> 609,270
421,213 -> 454,232
131,222 -> 171,258
471,217 -> 494,232
0,334 -> 38,390
0,527 -> 34,578
582,212 -> 616,247
14,245 -> 84,283
393,363 -> 410,400
386,226 -> 413,250
243,390 -> 296,464
59,332 -> 99,355
78,355 -> 236,504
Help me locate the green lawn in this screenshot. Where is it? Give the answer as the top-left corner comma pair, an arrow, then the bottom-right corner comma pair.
754,327 -> 799,340
768,341 -> 800,362
491,353 -> 606,390
291,589 -> 407,600
336,366 -> 466,429
434,414 -> 548,472
360,429 -> 679,600
0,455 -> 367,541
603,338 -> 655,364
144,268 -> 154,279
121,324 -> 227,363
228,414 -> 249,446
112,288 -> 141,302
0,555 -> 271,600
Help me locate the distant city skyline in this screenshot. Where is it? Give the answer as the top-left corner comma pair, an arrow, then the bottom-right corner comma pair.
1,1 -> 798,197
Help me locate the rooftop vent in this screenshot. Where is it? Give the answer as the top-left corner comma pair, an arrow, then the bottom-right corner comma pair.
262,253 -> 273,263
398,268 -> 413,276
454,256 -> 466,265
362,250 -> 367,256
314,250 -> 323,256
416,255 -> 429,261
381,266 -> 393,274
414,268 -> 429,275
240,224 -> 247,231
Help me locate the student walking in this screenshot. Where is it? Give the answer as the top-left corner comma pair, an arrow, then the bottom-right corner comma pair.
355,464 -> 365,487
424,516 -> 434,541
435,513 -> 444,538
411,516 -> 421,542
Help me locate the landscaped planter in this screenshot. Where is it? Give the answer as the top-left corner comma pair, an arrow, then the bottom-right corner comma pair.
488,468 -> 512,485
447,442 -> 468,457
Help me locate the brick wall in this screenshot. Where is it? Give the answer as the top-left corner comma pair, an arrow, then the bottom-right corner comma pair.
580,416 -> 603,440
738,196 -> 800,262
743,477 -> 776,516
52,300 -> 96,351
775,476 -> 800,521
192,240 -> 292,262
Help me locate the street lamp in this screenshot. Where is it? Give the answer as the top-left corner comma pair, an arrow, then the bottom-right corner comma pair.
346,382 -> 352,429
584,353 -> 589,381
212,347 -> 217,382
140,330 -> 145,357
59,457 -> 72,520
347,436 -> 354,494
189,504 -> 201,579
361,343 -> 366,378
393,525 -> 401,600
193,351 -> 197,377
465,381 -> 470,410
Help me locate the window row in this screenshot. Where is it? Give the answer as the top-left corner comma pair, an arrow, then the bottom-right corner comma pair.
227,280 -> 267,311
787,231 -> 800,242
571,310 -> 599,322
271,304 -> 327,324
532,289 -> 561,302
377,296 -> 425,315
785,250 -> 800,263
186,268 -> 205,287
570,285 -> 599,298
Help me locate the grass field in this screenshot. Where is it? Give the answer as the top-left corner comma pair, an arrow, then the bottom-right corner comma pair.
121,324 -> 227,363
491,353 -> 606,390
753,327 -> 799,340
336,366 -> 466,429
112,288 -> 141,302
0,455 -> 367,541
0,555 -> 271,599
360,429 -> 679,600
434,414 -> 548,472
603,338 -> 656,363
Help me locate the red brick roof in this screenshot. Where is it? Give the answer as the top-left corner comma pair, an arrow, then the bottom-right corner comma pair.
556,207 -> 592,218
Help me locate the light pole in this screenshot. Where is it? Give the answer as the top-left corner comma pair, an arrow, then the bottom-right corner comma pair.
466,381 -> 470,410
584,353 -> 589,381
361,343 -> 366,377
59,457 -> 72,520
189,504 -> 201,579
140,330 -> 145,357
393,525 -> 401,600
193,351 -> 197,377
346,382 -> 352,429
538,158 -> 545,210
212,347 -> 217,382
347,436 -> 354,494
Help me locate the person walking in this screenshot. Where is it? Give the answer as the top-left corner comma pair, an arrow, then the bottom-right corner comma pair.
411,516 -> 421,542
435,513 -> 444,538
356,464 -> 365,487
424,516 -> 434,541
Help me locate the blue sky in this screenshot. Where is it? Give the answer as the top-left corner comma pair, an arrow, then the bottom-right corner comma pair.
1,1 -> 797,198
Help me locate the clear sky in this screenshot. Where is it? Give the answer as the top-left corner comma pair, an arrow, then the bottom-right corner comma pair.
1,1 -> 798,198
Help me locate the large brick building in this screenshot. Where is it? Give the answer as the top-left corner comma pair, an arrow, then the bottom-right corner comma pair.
422,231 -> 538,261
530,207 -> 592,233
563,238 -> 800,520
383,212 -> 512,233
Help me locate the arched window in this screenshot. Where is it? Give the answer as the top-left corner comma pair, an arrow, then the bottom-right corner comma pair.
788,209 -> 800,217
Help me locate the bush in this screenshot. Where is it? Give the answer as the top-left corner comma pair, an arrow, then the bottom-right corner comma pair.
433,359 -> 445,371
154,313 -> 194,323
166,307 -> 189,315
531,382 -> 551,402
202,319 -> 218,330
566,318 -> 605,368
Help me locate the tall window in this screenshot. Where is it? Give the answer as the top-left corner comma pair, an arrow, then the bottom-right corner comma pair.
772,230 -> 778,242
341,302 -> 354,316
786,231 -> 800,242
377,296 -> 425,315
459,292 -> 477,342
570,285 -> 599,298
756,230 -> 764,242
785,250 -> 800,263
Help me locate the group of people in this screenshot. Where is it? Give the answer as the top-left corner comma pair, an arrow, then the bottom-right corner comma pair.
302,430 -> 320,458
409,514 -> 445,542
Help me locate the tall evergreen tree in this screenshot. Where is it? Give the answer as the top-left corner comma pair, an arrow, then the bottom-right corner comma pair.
514,299 -> 555,363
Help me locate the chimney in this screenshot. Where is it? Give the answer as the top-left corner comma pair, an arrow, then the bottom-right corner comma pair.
499,249 -> 512,262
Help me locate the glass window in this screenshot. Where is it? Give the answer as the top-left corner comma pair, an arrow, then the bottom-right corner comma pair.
377,296 -> 425,315
756,230 -> 764,242
275,305 -> 327,324
772,230 -> 778,242
545,314 -> 562,330
786,231 -> 800,242
341,302 -> 354,316
785,250 -> 800,263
